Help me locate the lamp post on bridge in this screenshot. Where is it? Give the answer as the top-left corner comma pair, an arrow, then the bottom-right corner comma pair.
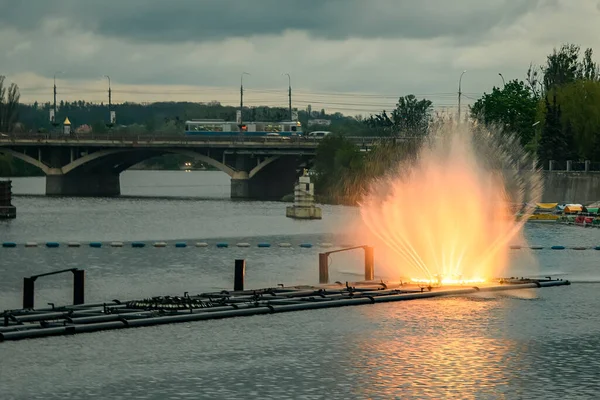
457,70 -> 467,122
104,75 -> 115,128
51,71 -> 64,128
239,72 -> 250,131
498,73 -> 506,87
283,73 -> 292,121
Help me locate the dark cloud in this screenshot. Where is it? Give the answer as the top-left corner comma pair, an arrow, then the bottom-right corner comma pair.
0,0 -> 542,44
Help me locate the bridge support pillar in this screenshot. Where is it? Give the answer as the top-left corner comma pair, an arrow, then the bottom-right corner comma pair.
230,157 -> 299,200
46,173 -> 121,197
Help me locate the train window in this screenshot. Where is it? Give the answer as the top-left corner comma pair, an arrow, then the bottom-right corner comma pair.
291,126 -> 297,131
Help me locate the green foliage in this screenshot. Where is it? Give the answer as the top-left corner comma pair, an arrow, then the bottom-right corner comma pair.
313,135 -> 365,204
553,80 -> 600,159
470,80 -> 538,147
0,76 -> 20,132
365,95 -> 433,136
538,94 -> 571,163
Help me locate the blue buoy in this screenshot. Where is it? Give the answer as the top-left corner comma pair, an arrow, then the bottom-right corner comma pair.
131,242 -> 146,248
257,243 -> 271,248
595,246 -> 600,251
551,245 -> 565,250
300,243 -> 313,248
216,243 -> 229,248
46,242 -> 60,248
2,242 -> 17,248
175,242 -> 187,248
89,242 -> 102,248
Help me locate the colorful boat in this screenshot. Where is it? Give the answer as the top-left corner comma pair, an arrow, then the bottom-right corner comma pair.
528,203 -> 560,222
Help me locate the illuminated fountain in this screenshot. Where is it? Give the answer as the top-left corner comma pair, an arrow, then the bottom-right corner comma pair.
357,121 -> 543,286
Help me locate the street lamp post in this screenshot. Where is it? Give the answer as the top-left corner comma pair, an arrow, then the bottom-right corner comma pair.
283,73 -> 292,121
240,72 -> 250,128
52,71 -> 63,127
104,75 -> 113,127
499,73 -> 506,87
458,70 -> 467,122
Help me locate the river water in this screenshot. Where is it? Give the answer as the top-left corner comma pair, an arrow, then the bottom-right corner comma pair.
1,171 -> 599,399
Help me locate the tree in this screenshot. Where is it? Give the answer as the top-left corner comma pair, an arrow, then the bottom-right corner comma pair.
470,79 -> 538,147
313,135 -> 364,203
553,80 -> 600,158
542,44 -> 600,92
538,94 -> 568,163
543,44 -> 581,91
366,94 -> 432,137
0,75 -> 21,132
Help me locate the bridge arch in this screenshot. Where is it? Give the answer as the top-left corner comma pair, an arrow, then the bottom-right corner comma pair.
61,148 -> 236,177
249,156 -> 280,179
0,148 -> 51,174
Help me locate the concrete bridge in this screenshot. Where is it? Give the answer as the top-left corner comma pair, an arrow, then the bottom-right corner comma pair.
0,133 -> 382,199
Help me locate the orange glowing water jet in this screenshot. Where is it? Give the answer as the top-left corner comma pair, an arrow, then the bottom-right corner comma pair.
357,121 -> 542,285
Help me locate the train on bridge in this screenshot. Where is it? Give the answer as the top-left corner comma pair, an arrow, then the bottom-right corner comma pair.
184,119 -> 303,137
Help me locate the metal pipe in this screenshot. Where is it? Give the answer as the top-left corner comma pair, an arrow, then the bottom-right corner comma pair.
0,279 -> 570,342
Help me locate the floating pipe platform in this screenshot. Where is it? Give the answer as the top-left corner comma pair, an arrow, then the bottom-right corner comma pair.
1,276 -> 569,342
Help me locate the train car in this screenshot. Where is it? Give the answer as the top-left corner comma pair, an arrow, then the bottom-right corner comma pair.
184,119 -> 303,137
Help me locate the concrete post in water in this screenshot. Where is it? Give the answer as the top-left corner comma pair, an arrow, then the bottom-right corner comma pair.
234,259 -> 246,291
549,160 -> 554,172
286,169 -> 322,219
319,253 -> 329,284
567,160 -> 572,172
585,160 -> 590,172
364,246 -> 375,281
73,269 -> 85,305
0,180 -> 16,219
23,277 -> 35,309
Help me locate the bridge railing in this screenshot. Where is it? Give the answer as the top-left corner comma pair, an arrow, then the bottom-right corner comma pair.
0,132 -> 400,146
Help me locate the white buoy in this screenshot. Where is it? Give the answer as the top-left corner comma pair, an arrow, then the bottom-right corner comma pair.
319,242 -> 333,248
154,242 -> 167,248
237,243 -> 250,247
111,241 -> 124,247
67,242 -> 81,248
25,242 -> 38,248
195,242 -> 209,247
278,242 -> 292,248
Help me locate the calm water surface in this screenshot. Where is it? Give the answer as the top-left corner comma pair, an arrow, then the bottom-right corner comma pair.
1,171 -> 599,399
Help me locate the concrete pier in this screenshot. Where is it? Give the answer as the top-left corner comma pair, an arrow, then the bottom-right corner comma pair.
286,171 -> 322,219
0,180 -> 16,219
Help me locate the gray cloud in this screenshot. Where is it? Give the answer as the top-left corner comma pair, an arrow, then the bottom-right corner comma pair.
0,0 -> 543,44
0,0 -> 596,115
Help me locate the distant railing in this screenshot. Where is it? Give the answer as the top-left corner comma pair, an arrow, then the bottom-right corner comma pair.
541,160 -> 600,172
4,134 -> 598,171
0,132 -> 403,147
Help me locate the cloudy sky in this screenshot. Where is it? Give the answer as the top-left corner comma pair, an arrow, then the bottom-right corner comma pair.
2,0 -> 599,115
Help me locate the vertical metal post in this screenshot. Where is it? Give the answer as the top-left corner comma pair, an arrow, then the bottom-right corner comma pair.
23,277 -> 35,309
585,160 -> 590,172
458,70 -> 467,122
234,259 -> 245,291
73,269 -> 85,305
566,160 -> 572,172
364,246 -> 374,281
319,253 -> 329,284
